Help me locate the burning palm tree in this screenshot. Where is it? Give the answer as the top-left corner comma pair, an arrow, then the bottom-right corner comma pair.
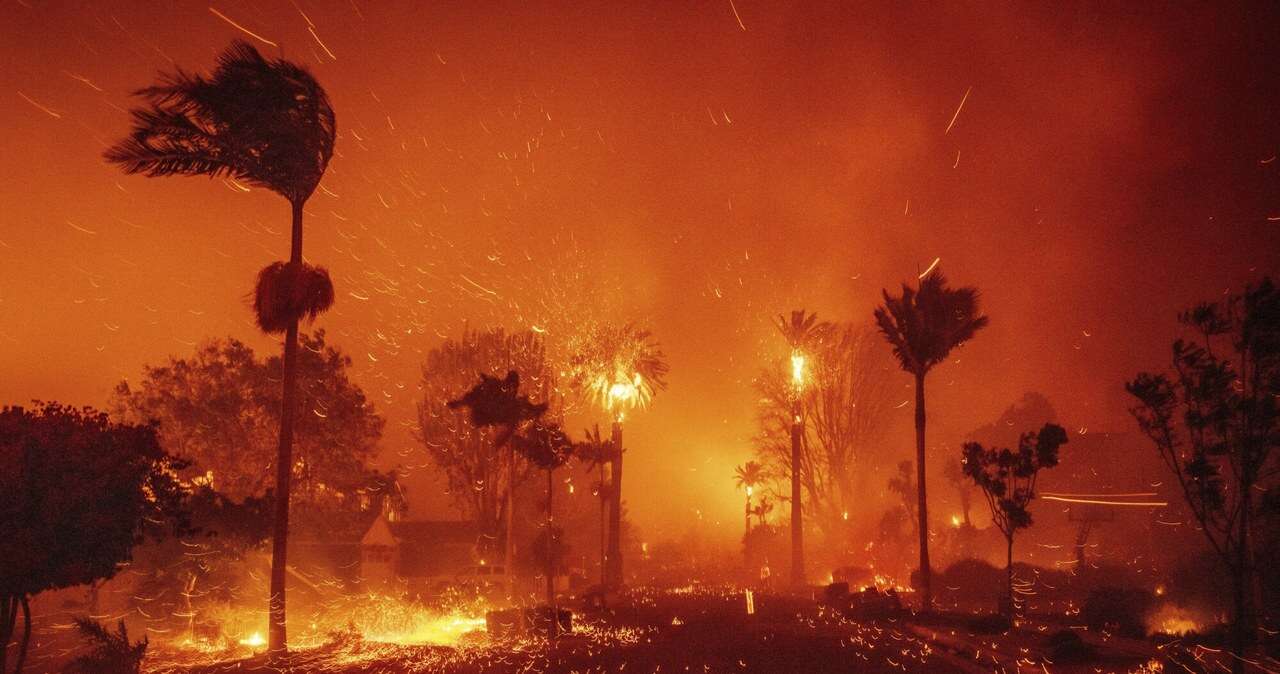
568,323 -> 668,587
105,40 -> 336,655
775,309 -> 832,587
874,268 -> 987,611
734,461 -> 769,536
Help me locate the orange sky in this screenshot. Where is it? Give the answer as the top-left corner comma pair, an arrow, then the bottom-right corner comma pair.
2,2 -> 1278,541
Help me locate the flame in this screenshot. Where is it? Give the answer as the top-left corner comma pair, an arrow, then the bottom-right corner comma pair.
790,351 -> 806,388
1147,603 -> 1203,636
237,631 -> 265,648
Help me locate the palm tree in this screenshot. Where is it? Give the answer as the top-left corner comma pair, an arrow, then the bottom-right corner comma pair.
568,324 -> 668,587
105,40 -> 336,655
577,425 -> 618,586
873,268 -> 988,611
774,310 -> 831,587
734,461 -> 768,536
513,421 -> 574,637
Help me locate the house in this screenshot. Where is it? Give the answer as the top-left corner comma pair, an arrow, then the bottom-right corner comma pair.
360,514 -> 506,592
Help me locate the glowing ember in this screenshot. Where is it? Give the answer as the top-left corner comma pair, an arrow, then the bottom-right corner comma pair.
237,631 -> 265,648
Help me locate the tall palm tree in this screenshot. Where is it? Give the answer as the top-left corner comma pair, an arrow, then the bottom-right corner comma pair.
775,310 -> 831,587
734,461 -> 768,536
568,324 -> 668,587
873,269 -> 987,611
105,40 -> 336,655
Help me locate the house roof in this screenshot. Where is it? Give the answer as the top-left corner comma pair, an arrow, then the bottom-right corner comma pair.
387,520 -> 481,545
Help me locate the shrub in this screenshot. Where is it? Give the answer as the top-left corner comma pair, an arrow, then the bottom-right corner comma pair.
1083,587 -> 1154,638
967,612 -> 1012,634
1046,629 -> 1094,662
63,618 -> 147,674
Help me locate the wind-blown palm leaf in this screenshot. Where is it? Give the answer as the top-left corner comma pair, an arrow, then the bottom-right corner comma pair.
104,40 -> 335,204
874,269 -> 989,376
734,460 -> 768,490
776,309 -> 833,351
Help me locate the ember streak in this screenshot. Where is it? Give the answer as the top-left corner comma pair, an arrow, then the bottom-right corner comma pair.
1,2 -> 1278,673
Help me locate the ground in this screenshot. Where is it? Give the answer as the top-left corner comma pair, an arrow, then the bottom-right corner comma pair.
17,585 -> 1267,673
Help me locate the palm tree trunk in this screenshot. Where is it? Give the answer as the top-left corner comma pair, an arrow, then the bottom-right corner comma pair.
546,467 -> 557,639
914,371 -> 932,612
506,444 -> 516,602
268,200 -> 304,657
790,397 -> 805,587
1,594 -> 15,673
599,459 -> 606,587
607,421 -> 623,587
14,595 -> 30,674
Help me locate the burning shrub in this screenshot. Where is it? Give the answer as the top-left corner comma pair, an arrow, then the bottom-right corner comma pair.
1083,586 -> 1154,638
63,618 -> 147,674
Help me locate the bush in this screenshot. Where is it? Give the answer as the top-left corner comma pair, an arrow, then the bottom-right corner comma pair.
1082,587 -> 1154,638
1046,629 -> 1094,662
63,618 -> 147,674
967,613 -> 1013,634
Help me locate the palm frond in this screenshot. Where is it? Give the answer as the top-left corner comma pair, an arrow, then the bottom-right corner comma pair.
105,39 -> 335,203
252,261 -> 335,334
874,268 -> 987,376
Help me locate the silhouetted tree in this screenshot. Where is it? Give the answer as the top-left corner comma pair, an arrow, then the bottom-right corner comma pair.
962,423 -> 1067,616
887,460 -> 919,536
774,310 -> 833,586
112,332 -> 386,511
513,421 -> 575,635
875,268 -> 988,610
63,618 -> 147,674
418,329 -> 554,562
568,323 -> 668,587
1128,278 -> 1280,670
106,40 -> 337,655
447,367 -> 550,594
754,323 -> 895,547
0,403 -> 187,674
576,425 -> 618,585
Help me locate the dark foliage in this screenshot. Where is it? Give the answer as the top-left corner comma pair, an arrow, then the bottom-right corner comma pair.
111,332 -> 387,509
961,423 -> 1067,614
104,40 -> 335,204
873,270 -> 988,378
447,371 -> 548,445
63,618 -> 147,674
1046,629 -> 1094,663
252,261 -> 334,334
513,421 -> 574,471
0,403 -> 187,673
1083,587 -> 1155,639
1127,278 -> 1279,657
